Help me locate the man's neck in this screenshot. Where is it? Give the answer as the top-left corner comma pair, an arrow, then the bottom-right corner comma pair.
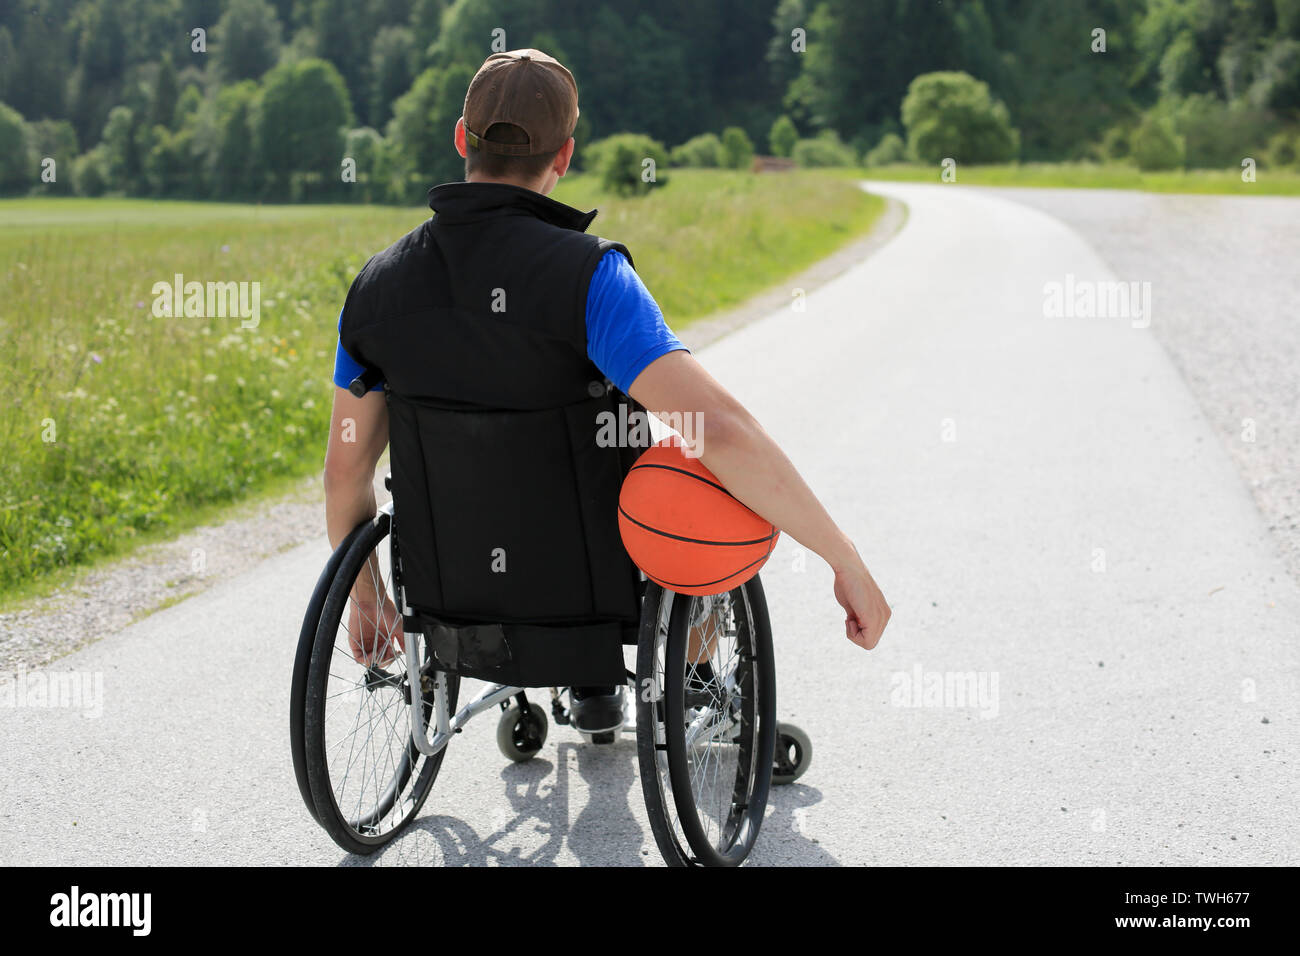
465,172 -> 550,195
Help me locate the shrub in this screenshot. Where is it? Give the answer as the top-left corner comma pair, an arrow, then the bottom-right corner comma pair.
73,147 -> 111,196
1099,124 -> 1131,161
720,126 -> 754,170
670,132 -> 724,168
768,115 -> 798,158
1268,129 -> 1300,168
864,132 -> 907,166
583,132 -> 670,196
1173,94 -> 1278,169
1130,113 -> 1185,171
792,129 -> 856,167
901,71 -> 1020,164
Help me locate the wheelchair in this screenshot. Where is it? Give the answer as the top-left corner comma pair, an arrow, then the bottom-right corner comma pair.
291,479 -> 813,867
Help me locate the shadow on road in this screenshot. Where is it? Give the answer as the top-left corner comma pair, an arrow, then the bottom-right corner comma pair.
338,737 -> 648,866
751,783 -> 842,866
338,738 -> 836,866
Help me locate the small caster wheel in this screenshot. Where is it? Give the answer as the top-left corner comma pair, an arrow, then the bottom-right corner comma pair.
589,730 -> 616,745
772,722 -> 811,784
497,702 -> 548,762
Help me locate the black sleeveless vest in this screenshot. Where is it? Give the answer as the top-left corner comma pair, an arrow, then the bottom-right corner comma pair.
339,182 -> 643,633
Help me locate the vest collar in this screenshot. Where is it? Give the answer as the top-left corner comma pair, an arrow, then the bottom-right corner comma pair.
428,181 -> 597,233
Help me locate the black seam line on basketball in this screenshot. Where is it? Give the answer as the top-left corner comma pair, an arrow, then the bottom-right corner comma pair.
618,506 -> 777,547
628,462 -> 736,499
645,551 -> 772,591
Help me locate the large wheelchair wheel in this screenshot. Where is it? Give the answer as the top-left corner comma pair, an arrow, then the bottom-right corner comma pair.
297,511 -> 459,855
636,577 -> 776,866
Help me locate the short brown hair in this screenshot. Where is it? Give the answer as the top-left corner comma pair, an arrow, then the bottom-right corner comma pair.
465,122 -> 560,180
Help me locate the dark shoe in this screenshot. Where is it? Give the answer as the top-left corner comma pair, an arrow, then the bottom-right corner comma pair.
569,685 -> 625,734
684,660 -> 720,707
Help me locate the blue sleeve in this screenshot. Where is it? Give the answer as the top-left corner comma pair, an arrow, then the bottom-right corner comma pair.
331,307 -> 383,391
585,249 -> 688,393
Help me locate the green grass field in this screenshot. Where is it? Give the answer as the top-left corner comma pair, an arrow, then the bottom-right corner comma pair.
855,161 -> 1300,195
0,169 -> 884,599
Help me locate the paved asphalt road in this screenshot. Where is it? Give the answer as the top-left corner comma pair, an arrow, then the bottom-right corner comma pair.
2,182 -> 1297,866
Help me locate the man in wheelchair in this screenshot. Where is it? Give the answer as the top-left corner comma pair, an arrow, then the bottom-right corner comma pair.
320,49 -> 890,736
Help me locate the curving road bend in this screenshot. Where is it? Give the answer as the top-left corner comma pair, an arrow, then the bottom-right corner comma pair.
1,182 -> 1296,866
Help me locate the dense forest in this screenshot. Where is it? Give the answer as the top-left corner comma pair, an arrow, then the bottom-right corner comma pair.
1,0 -> 1298,201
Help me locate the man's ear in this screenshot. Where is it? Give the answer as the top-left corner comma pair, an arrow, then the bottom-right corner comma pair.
554,137 -> 575,178
454,117 -> 468,159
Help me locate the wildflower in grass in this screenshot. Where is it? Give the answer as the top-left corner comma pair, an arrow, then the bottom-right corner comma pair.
89,353 -> 102,364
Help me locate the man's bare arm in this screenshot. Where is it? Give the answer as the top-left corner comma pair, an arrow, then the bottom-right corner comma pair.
627,350 -> 890,649
323,387 -> 388,586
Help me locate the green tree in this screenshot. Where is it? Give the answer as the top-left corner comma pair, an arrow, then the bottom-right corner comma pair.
257,58 -> 354,197
173,85 -> 203,131
4,3 -> 71,123
0,27 -> 14,105
766,0 -> 809,106
768,114 -> 797,157
144,124 -> 198,196
150,55 -> 180,130
992,0 -> 1135,160
1249,38 -> 1300,110
787,0 -> 961,143
368,25 -> 417,128
213,0 -> 283,82
721,125 -> 755,169
30,119 -> 79,163
100,105 -> 146,190
66,0 -> 128,146
343,126 -> 384,200
204,80 -> 264,198
901,71 -> 1020,164
386,63 -> 473,186
306,0 -> 374,120
1160,30 -> 1210,99
409,0 -> 451,57
0,102 -> 34,193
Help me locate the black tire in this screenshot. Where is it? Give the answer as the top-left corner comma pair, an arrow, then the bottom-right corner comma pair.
302,511 -> 460,855
291,519 -> 371,825
663,577 -> 776,866
497,701 -> 548,761
637,578 -> 776,866
635,583 -> 696,866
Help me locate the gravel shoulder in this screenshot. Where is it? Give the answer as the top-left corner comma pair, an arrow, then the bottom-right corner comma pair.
980,186 -> 1300,585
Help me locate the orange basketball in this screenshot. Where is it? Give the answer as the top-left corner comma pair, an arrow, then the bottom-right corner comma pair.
618,438 -> 779,596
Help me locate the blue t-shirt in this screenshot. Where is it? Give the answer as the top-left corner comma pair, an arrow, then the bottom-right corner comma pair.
331,248 -> 686,394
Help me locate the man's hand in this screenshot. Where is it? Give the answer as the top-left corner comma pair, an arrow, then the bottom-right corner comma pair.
347,596 -> 405,667
832,557 -> 890,650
